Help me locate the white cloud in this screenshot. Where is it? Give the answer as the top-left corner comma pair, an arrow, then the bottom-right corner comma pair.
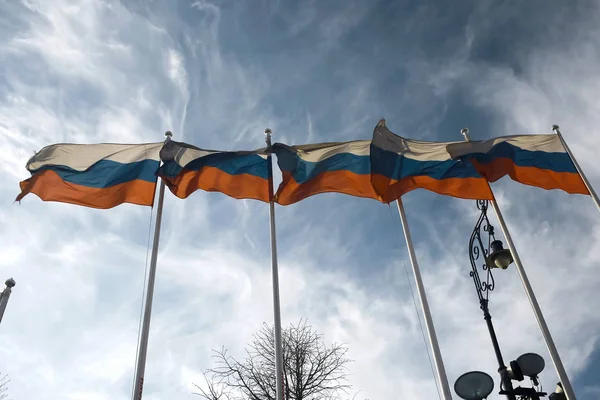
1,1 -> 600,400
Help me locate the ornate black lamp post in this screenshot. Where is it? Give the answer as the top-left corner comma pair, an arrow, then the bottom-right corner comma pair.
0,278 -> 15,324
454,200 -> 550,400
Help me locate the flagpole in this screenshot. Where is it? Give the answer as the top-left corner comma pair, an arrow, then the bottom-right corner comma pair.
396,199 -> 453,400
265,128 -> 285,400
461,128 -> 577,400
552,125 -> 600,213
0,278 -> 16,325
132,131 -> 172,400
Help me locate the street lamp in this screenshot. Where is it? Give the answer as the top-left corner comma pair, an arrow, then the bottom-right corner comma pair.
549,383 -> 567,400
517,353 -> 545,385
0,278 -> 15,325
488,240 -> 513,270
455,371 -> 495,400
0,278 -> 15,322
454,200 -> 547,400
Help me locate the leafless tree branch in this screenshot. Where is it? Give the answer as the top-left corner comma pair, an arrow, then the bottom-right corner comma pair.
0,373 -> 10,400
194,320 -> 354,400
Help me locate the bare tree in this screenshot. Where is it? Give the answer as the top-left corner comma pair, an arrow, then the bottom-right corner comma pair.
194,320 -> 353,400
194,371 -> 235,400
0,373 -> 9,400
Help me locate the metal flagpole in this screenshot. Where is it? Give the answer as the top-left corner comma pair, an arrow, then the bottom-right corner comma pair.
0,278 -> 16,324
461,128 -> 577,400
396,199 -> 453,400
552,125 -> 600,213
265,128 -> 285,400
132,131 -> 172,400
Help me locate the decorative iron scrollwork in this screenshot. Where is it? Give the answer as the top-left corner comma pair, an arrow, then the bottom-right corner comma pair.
468,200 -> 498,311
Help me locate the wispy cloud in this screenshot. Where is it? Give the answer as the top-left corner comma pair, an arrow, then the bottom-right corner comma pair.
1,1 -> 600,399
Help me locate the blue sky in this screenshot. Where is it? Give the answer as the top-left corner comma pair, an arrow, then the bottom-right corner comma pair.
1,0 -> 599,399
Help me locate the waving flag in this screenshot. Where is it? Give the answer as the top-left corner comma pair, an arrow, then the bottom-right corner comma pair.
446,134 -> 588,195
16,142 -> 163,209
157,140 -> 269,202
370,120 -> 493,202
272,141 -> 382,205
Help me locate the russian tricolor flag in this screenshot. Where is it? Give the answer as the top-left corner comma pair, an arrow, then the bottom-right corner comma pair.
16,142 -> 163,209
157,140 -> 270,202
370,120 -> 494,202
272,141 -> 382,205
446,134 -> 588,195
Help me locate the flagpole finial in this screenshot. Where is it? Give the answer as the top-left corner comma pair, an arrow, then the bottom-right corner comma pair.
552,125 -> 560,133
461,128 -> 471,141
